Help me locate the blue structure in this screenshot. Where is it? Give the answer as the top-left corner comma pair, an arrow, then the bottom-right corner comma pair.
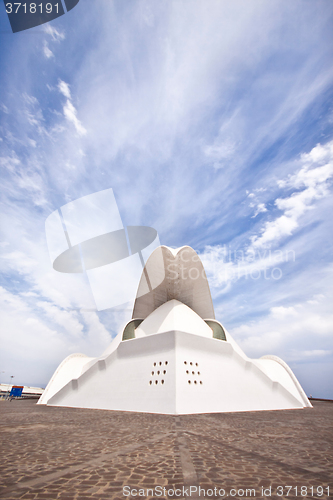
10,386 -> 23,398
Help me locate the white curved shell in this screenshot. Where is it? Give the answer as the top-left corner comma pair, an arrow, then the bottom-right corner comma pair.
132,245 -> 215,320
39,245 -> 311,414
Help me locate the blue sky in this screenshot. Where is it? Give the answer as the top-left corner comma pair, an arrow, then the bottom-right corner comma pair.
0,0 -> 332,398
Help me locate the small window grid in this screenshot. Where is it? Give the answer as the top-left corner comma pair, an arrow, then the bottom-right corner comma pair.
184,360 -> 203,386
149,361 -> 168,386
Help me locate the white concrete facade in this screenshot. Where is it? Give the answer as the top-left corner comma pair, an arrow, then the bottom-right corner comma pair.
39,246 -> 311,414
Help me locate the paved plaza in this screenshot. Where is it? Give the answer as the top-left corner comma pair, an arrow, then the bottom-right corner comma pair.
0,400 -> 332,500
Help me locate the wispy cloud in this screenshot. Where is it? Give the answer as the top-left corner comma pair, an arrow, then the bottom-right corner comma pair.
231,291 -> 333,360
43,41 -> 54,59
251,141 -> 333,249
198,140 -> 333,295
42,24 -> 65,42
58,80 -> 71,99
56,79 -> 87,136
251,203 -> 267,218
63,99 -> 87,136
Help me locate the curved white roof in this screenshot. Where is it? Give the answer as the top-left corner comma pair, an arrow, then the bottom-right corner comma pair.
37,353 -> 94,405
135,299 -> 213,339
132,245 -> 215,320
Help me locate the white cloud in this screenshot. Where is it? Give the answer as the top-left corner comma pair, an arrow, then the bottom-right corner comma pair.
57,81 -> 86,136
199,141 -> 333,300
278,143 -> 333,190
251,141 -> 333,249
300,141 -> 333,167
21,93 -> 46,135
251,215 -> 298,248
81,310 -> 113,350
231,293 -> 333,361
203,139 -> 236,169
43,42 -> 54,59
58,80 -> 87,135
2,250 -> 39,276
0,286 -> 65,370
20,291 -> 39,298
0,281 -> 115,385
37,301 -> 83,338
270,306 -> 297,318
0,155 -> 20,172
200,242 -> 296,295
55,79 -> 87,135
295,349 -> 331,358
58,80 -> 71,99
251,202 -> 267,218
63,100 -> 87,136
1,103 -> 9,114
246,190 -> 268,218
1,161 -> 48,207
42,25 -> 65,42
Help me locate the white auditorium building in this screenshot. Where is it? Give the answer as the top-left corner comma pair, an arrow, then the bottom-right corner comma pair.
38,246 -> 311,414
